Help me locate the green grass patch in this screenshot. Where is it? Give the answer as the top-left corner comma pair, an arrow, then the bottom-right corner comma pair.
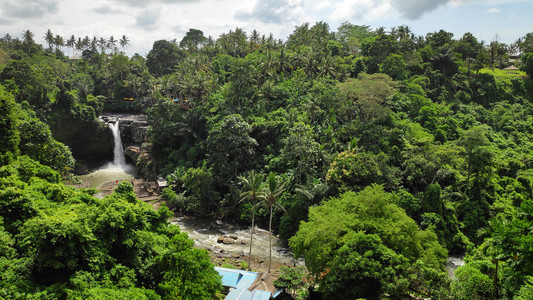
220,263 -> 236,269
479,67 -> 526,79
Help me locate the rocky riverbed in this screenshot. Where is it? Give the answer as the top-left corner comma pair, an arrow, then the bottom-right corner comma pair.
74,169 -> 301,281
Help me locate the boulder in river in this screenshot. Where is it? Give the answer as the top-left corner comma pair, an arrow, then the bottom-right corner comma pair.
223,237 -> 235,244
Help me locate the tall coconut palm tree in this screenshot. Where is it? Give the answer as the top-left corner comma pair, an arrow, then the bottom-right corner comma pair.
44,29 -> 54,50
375,26 -> 386,36
82,36 -> 91,50
90,37 -> 98,52
66,35 -> 75,56
54,35 -> 64,52
108,36 -> 117,53
194,71 -> 213,103
98,37 -> 107,54
75,37 -> 84,56
259,172 -> 286,273
22,29 -> 35,50
2,33 -> 12,43
239,170 -> 265,270
249,29 -> 260,52
120,35 -> 130,51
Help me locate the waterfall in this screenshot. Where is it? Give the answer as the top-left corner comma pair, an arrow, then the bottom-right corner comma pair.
108,120 -> 127,168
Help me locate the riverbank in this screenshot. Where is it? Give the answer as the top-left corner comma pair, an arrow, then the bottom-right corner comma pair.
74,175 -> 297,282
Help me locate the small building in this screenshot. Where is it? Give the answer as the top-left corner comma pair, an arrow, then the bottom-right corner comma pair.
503,65 -> 520,74
214,267 -> 280,300
156,177 -> 168,192
172,98 -> 195,110
226,289 -> 271,300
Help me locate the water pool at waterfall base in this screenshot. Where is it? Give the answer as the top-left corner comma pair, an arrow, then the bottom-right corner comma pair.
77,118 -> 136,192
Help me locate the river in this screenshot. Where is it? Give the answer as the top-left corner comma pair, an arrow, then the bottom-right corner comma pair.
446,255 -> 465,278
171,216 -> 302,266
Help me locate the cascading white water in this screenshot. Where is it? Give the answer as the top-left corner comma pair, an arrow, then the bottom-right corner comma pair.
108,120 -> 127,169
78,116 -> 135,193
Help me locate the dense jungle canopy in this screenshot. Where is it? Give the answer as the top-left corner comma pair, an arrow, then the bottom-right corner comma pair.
1,23 -> 533,299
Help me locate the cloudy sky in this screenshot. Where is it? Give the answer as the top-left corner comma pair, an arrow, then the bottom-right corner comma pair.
1,0 -> 531,56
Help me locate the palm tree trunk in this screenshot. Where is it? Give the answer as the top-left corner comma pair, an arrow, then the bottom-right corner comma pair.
268,205 -> 273,274
248,200 -> 255,271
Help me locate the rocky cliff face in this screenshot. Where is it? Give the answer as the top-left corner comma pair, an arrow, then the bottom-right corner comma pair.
124,144 -> 155,180
100,114 -> 149,146
49,116 -> 113,169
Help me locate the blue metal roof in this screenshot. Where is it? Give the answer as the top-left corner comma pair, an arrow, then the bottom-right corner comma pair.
225,289 -> 271,300
214,267 -> 259,289
214,267 -> 272,300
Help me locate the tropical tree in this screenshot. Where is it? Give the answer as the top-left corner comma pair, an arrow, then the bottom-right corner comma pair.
54,34 -> 64,52
239,170 -> 265,270
290,185 -> 448,299
1,33 -> 12,44
179,29 -> 206,52
119,35 -> 130,51
66,34 -> 76,56
98,37 -> 107,53
108,35 -> 117,53
520,52 -> 533,78
206,114 -> 258,187
249,29 -> 261,51
90,36 -> 98,52
82,35 -> 90,50
336,22 -> 373,55
22,29 -> 35,51
259,172 -> 286,273
146,40 -> 184,77
44,29 -> 54,50
75,37 -> 84,56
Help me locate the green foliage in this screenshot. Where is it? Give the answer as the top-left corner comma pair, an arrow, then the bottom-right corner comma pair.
274,266 -> 308,297
0,87 -> 20,164
151,234 -> 222,299
71,73 -> 94,100
490,197 -> 533,295
360,34 -> 399,72
2,25 -> 533,299
515,276 -> 533,300
179,28 -> 207,52
380,53 -> 408,80
290,185 -> 447,298
326,150 -> 383,190
321,232 -> 411,299
167,164 -> 216,216
18,117 -> 75,174
0,158 -> 221,298
451,261 -> 495,299
336,73 -> 396,123
521,52 -> 533,78
146,40 -> 184,77
277,122 -> 322,184
206,114 -> 258,187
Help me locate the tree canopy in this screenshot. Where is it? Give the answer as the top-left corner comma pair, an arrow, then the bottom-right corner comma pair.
1,24 -> 532,299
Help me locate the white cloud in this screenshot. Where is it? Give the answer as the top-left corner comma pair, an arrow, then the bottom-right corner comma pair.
107,0 -> 197,8
314,1 -> 333,10
486,7 -> 501,13
136,9 -> 161,29
391,0 -> 451,20
328,0 -> 393,22
1,0 -> 59,19
235,0 -> 305,24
